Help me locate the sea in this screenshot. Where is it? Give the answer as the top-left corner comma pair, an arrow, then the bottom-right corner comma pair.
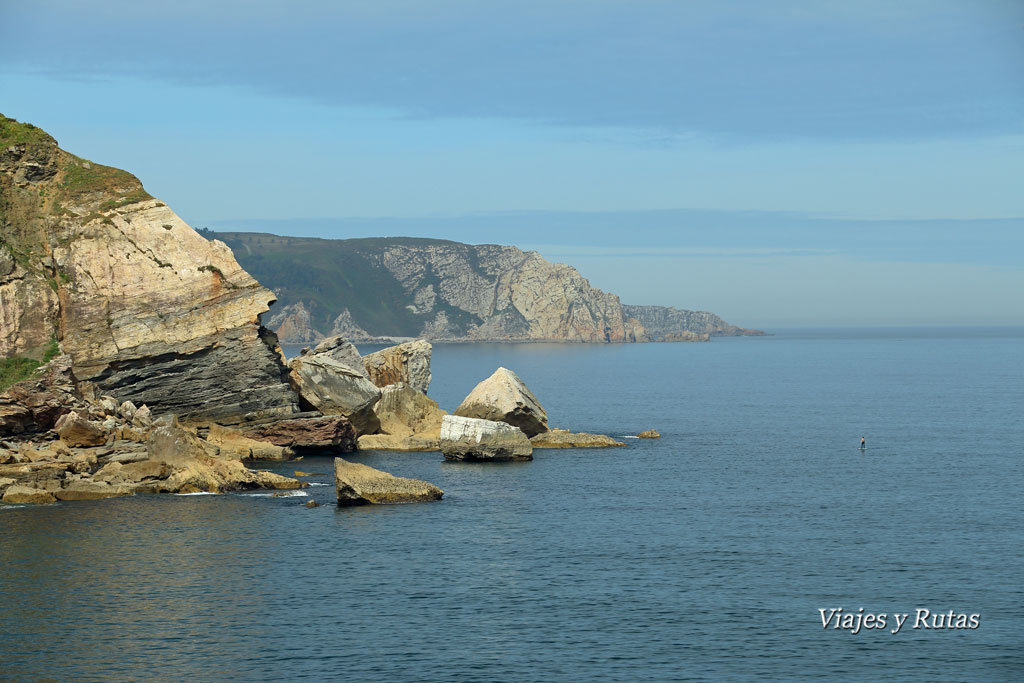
1,327 -> 1022,681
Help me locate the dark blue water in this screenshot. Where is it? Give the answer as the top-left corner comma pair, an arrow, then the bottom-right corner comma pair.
2,328 -> 1022,680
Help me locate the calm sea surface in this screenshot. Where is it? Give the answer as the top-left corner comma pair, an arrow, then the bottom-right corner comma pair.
2,328 -> 1022,681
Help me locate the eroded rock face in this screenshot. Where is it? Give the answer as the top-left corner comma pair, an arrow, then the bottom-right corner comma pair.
288,354 -> 381,435
440,414 -> 533,462
334,457 -> 443,505
0,354 -> 82,437
362,340 -> 432,394
357,381 -> 446,451
0,115 -> 301,423
453,367 -> 548,438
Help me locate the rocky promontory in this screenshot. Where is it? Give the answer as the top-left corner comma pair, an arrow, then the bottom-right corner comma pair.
216,233 -> 764,344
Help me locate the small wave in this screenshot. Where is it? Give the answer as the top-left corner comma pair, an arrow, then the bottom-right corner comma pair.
175,492 -> 219,496
309,482 -> 331,487
620,436 -> 641,439
0,505 -> 26,509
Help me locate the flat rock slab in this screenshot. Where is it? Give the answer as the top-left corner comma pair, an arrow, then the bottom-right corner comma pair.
334,457 -> 443,505
2,484 -> 56,504
530,430 -> 625,448
440,414 -> 533,461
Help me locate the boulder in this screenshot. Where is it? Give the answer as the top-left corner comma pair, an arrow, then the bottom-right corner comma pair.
97,396 -> 119,415
205,424 -> 294,461
2,484 -> 56,504
132,405 -> 153,429
241,415 -> 357,452
440,415 -> 533,462
530,429 -> 625,448
309,336 -> 369,378
637,429 -> 661,439
118,400 -> 137,421
334,456 -> 443,505
55,410 -> 107,447
453,367 -> 548,437
288,354 -> 381,435
362,340 -> 432,394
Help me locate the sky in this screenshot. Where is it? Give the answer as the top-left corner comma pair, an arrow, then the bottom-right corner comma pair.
2,0 -> 1022,327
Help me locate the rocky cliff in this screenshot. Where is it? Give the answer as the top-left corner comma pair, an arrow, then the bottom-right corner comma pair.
218,233 -> 760,343
0,115 -> 300,423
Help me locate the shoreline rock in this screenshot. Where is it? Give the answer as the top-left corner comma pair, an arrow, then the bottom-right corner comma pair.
530,429 -> 625,449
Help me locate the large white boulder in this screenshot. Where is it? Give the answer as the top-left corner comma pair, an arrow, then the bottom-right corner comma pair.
440,414 -> 533,462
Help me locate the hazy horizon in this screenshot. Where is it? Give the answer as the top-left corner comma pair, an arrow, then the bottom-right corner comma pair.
3,1 -> 1021,327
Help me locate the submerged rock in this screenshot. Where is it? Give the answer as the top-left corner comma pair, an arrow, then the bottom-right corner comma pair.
2,484 -> 56,504
362,340 -> 432,394
530,429 -> 625,449
334,456 -> 443,505
440,415 -> 533,462
453,367 -> 548,437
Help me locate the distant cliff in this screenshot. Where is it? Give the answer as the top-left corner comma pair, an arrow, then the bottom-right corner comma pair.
0,115 -> 300,422
215,233 -> 763,343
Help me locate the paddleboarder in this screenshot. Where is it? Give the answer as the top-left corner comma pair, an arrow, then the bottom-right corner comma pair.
860,436 -> 866,451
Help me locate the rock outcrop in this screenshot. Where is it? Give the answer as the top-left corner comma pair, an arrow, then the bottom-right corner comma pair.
218,233 -> 759,343
530,429 -> 625,448
357,381 -> 447,451
0,114 -> 301,424
637,429 -> 661,439
288,353 -> 381,435
362,340 -> 432,394
454,367 -> 548,438
621,305 -> 765,338
440,415 -> 533,461
266,301 -> 323,343
334,456 -> 443,505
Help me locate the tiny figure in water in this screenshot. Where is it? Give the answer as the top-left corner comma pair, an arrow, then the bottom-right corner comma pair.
860,436 -> 866,450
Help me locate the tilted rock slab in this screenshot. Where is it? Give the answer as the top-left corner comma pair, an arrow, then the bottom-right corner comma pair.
334,456 -> 443,505
309,336 -> 368,378
288,354 -> 381,435
453,367 -> 548,437
440,414 -> 533,462
362,340 -> 432,394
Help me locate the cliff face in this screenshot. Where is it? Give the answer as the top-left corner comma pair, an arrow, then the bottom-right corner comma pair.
218,233 -> 759,343
621,305 -> 765,339
219,234 -> 653,343
0,115 -> 300,422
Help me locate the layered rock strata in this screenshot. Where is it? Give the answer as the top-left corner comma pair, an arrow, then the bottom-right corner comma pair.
440,415 -> 533,462
288,353 -> 381,435
0,114 -> 301,423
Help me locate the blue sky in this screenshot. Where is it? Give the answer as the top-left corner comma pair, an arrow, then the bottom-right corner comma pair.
2,0 -> 1022,326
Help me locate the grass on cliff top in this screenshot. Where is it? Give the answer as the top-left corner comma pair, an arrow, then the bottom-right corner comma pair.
61,154 -> 152,205
0,114 -> 56,146
0,338 -> 59,392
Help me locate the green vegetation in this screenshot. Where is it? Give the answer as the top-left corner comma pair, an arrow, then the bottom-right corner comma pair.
0,337 -> 59,391
0,114 -> 56,146
60,154 -> 152,206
